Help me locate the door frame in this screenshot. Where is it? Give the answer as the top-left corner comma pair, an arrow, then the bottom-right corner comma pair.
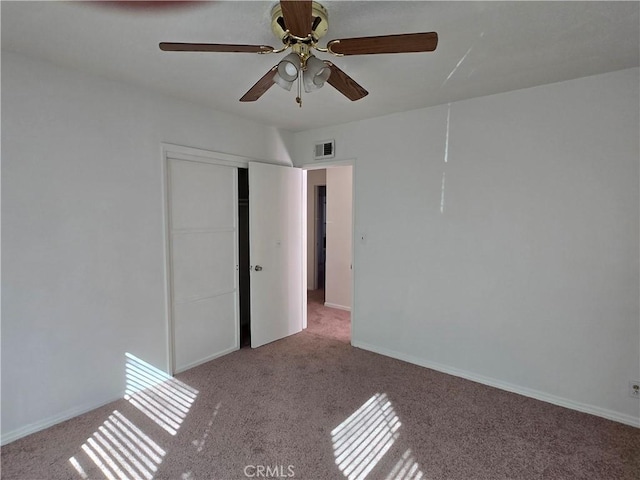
302,159 -> 356,342
161,143 -> 253,374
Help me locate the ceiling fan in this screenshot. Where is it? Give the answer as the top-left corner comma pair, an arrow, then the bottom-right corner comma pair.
159,1 -> 438,106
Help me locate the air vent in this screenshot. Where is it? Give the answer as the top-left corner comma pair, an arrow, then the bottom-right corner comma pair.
314,140 -> 335,160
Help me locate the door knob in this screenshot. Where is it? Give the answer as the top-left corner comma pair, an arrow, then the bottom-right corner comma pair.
254,265 -> 263,271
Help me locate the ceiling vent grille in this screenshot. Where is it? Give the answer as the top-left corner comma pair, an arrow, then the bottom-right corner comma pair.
314,140 -> 335,160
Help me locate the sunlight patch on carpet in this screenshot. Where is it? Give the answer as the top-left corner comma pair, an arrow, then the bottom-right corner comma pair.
331,393 -> 401,480
69,354 -> 200,479
124,353 -> 198,435
192,402 -> 221,453
384,449 -> 425,480
69,410 -> 166,480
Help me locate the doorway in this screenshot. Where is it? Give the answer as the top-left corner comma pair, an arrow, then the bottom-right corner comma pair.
305,165 -> 353,343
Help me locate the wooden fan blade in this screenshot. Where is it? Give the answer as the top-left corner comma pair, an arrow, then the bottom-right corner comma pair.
325,62 -> 368,101
328,32 -> 438,55
280,0 -> 312,38
159,42 -> 274,53
240,67 -> 278,102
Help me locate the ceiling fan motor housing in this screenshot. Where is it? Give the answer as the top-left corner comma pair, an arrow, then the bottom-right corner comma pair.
271,1 -> 329,43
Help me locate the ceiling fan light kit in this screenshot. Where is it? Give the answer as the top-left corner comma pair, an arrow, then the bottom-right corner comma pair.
277,52 -> 302,82
304,55 -> 331,92
273,72 -> 295,91
159,1 -> 438,106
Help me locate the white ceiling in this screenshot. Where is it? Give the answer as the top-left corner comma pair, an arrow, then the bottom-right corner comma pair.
2,1 -> 638,132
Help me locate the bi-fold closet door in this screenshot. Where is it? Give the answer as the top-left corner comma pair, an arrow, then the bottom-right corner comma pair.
166,156 -> 304,373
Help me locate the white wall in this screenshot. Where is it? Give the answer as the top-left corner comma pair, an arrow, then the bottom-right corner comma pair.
292,68 -> 640,426
1,52 -> 291,443
306,169 -> 326,289
325,166 -> 353,311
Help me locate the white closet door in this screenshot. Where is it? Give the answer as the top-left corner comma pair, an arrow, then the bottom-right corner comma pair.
249,162 -> 304,348
168,159 -> 238,372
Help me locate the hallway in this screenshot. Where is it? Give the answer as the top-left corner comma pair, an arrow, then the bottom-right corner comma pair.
306,290 -> 351,343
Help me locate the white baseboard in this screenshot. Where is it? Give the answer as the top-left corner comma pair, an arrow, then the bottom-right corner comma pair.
1,392 -> 124,446
4,342 -> 635,446
2,346 -> 238,445
351,340 -> 640,428
174,346 -> 239,374
324,302 -> 351,312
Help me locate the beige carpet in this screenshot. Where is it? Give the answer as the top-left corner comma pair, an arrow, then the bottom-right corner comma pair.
2,293 -> 639,479
305,289 -> 351,343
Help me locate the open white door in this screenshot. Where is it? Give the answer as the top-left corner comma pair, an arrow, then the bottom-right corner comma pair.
249,162 -> 304,348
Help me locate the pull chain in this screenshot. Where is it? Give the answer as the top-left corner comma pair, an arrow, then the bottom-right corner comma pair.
296,71 -> 302,107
